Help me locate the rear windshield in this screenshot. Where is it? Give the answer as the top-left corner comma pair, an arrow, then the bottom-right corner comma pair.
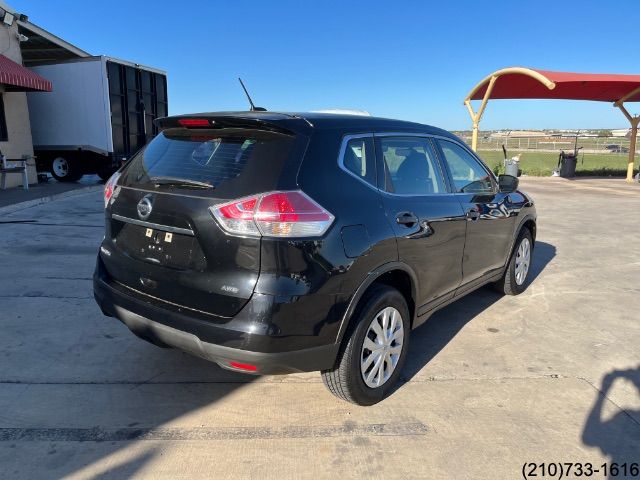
121,128 -> 299,196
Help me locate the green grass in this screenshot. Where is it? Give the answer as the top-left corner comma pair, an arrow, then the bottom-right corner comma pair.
476,150 -> 638,177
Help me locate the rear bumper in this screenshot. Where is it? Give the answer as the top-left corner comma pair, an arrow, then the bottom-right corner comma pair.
93,259 -> 340,374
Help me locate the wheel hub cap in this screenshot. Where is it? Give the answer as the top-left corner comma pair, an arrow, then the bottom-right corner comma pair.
360,306 -> 404,388
52,158 -> 69,177
515,237 -> 531,285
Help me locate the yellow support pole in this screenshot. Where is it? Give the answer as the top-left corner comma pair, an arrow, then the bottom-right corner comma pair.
628,119 -> 639,182
615,102 -> 639,182
465,76 -> 498,152
614,85 -> 640,107
464,100 -> 480,152
463,67 -> 555,152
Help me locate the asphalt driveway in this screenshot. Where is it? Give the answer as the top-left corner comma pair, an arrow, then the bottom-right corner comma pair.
0,177 -> 638,479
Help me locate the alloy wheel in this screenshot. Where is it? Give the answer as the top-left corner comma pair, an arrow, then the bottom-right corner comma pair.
515,237 -> 531,285
360,306 -> 404,388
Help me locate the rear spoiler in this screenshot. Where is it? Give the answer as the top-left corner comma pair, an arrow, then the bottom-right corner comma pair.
155,115 -> 305,136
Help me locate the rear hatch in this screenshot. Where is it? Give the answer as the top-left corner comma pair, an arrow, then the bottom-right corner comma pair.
103,117 -> 308,317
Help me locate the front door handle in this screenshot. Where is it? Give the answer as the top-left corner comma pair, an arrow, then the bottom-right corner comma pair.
466,208 -> 481,222
396,211 -> 419,227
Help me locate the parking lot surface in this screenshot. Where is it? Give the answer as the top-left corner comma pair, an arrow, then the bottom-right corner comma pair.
0,176 -> 103,213
1,177 -> 639,479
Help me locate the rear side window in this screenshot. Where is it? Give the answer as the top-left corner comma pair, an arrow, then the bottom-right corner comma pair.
341,136 -> 376,187
437,140 -> 495,194
122,129 -> 297,195
379,137 -> 446,195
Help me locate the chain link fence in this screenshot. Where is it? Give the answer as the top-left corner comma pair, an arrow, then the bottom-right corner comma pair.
455,132 -> 636,156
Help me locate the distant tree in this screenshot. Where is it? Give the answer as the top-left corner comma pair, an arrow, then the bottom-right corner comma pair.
596,129 -> 612,137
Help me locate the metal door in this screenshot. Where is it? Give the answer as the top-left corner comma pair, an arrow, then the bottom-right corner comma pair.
107,61 -> 168,160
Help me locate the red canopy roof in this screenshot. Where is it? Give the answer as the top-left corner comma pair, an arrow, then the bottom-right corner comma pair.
469,68 -> 640,103
0,54 -> 52,92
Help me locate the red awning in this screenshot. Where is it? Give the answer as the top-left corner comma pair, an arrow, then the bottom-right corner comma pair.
469,68 -> 640,103
0,54 -> 52,92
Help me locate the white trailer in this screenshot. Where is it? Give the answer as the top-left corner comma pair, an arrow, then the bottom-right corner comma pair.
27,56 -> 167,181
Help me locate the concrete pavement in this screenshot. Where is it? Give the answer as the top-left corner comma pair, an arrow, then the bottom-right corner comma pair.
0,175 -> 103,214
0,177 -> 638,479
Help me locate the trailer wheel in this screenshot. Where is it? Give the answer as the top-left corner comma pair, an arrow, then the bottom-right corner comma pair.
51,157 -> 82,182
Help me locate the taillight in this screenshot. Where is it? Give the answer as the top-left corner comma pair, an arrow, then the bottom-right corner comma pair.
254,192 -> 334,237
210,191 -> 334,238
104,171 -> 121,208
214,196 -> 261,236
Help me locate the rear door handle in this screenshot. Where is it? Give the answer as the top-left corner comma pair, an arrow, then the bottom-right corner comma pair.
466,208 -> 480,221
396,211 -> 419,227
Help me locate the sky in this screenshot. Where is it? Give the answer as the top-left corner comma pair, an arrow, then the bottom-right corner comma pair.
11,0 -> 640,130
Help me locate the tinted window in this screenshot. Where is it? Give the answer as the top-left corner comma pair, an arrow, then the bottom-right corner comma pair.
438,140 -> 494,194
341,136 -> 376,186
122,129 -> 296,193
380,137 -> 446,195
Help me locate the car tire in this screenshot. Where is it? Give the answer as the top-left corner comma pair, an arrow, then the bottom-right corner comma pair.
321,284 -> 410,406
50,156 -> 83,182
494,228 -> 533,296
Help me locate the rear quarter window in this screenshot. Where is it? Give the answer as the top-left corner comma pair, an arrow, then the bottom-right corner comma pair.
340,136 -> 376,187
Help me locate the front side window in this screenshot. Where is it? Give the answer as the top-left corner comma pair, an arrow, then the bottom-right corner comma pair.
437,140 -> 494,194
379,137 -> 446,195
341,136 -> 376,186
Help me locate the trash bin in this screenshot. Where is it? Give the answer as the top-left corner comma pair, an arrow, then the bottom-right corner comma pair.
504,159 -> 519,177
558,152 -> 577,178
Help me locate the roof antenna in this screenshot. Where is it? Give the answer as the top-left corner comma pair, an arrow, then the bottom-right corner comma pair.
238,77 -> 266,112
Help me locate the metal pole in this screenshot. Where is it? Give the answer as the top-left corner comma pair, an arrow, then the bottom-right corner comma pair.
464,68 -> 556,153
465,76 -> 498,152
471,122 -> 479,152
627,118 -> 639,182
615,102 -> 639,182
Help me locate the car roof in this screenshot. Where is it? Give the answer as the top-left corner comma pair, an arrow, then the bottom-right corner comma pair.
165,111 -> 457,138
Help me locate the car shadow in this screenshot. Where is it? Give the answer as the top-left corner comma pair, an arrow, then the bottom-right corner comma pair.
527,240 -> 556,283
581,367 -> 640,478
399,241 -> 556,383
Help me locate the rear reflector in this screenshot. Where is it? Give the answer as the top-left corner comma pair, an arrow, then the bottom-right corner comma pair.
229,361 -> 258,372
210,191 -> 334,238
178,118 -> 210,127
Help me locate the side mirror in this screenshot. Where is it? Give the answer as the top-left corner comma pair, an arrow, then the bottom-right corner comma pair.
498,174 -> 519,193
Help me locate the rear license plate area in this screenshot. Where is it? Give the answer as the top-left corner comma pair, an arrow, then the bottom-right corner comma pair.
115,223 -> 204,270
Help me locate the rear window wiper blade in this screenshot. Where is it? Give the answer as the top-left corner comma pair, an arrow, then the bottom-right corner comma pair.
150,176 -> 214,189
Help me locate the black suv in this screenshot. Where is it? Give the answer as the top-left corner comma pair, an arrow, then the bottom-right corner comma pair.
94,112 -> 536,405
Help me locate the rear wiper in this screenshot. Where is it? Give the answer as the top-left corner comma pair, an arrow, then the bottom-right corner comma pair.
150,176 -> 214,189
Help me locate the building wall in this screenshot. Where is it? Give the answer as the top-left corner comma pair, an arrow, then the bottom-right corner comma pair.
0,13 -> 37,187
